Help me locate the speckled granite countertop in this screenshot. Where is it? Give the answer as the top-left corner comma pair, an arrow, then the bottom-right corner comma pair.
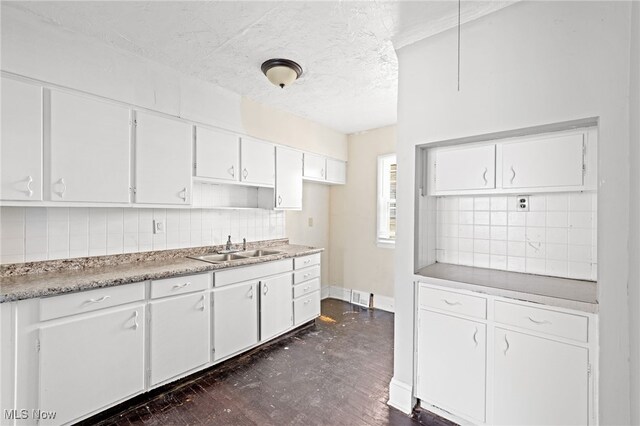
0,240 -> 323,303
416,263 -> 598,313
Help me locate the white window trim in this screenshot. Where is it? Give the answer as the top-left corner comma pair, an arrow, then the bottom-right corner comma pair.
377,153 -> 396,248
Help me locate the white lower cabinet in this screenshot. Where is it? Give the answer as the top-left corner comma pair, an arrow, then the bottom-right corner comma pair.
416,283 -> 596,426
149,292 -> 210,386
39,304 -> 145,425
493,328 -> 589,426
260,273 -> 293,341
417,310 -> 486,423
212,281 -> 259,361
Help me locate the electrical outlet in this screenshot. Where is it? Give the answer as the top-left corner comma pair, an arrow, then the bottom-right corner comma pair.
153,220 -> 165,234
516,195 -> 530,212
308,217 -> 314,227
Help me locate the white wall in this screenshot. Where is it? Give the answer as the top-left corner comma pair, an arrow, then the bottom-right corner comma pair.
393,2 -> 633,422
0,5 -> 347,264
330,125 -> 396,297
628,1 -> 640,423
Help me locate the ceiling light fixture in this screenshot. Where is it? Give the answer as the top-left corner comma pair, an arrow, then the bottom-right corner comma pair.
261,58 -> 303,88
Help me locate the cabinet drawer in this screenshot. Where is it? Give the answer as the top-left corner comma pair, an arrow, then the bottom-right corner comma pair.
419,286 -> 487,319
294,291 -> 320,326
150,273 -> 211,299
294,253 -> 321,270
40,282 -> 145,321
294,265 -> 320,284
494,301 -> 588,342
293,278 -> 321,299
215,259 -> 292,287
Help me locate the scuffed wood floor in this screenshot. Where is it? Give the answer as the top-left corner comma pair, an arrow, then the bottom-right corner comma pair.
82,299 -> 456,426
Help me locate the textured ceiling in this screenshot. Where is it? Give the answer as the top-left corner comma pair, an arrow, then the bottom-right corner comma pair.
3,1 -> 515,134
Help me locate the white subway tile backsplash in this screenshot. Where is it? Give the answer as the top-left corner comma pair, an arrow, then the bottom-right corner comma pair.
435,192 -> 597,280
1,207 -> 285,264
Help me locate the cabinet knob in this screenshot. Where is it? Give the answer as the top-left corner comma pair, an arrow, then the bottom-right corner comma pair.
242,168 -> 248,179
53,178 -> 66,198
199,294 -> 206,311
173,282 -> 191,290
228,165 -> 235,178
503,334 -> 510,355
85,295 -> 110,305
25,175 -> 34,197
132,310 -> 139,330
510,166 -> 516,184
482,168 -> 488,186
278,195 -> 282,205
179,187 -> 188,202
263,283 -> 269,295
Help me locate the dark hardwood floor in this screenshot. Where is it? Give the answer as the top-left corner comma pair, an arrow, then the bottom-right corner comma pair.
82,299 -> 456,426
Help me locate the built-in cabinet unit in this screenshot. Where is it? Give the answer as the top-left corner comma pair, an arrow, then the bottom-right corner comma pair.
260,273 -> 294,341
50,90 -> 131,203
292,253 -> 322,326
303,152 -> 326,181
426,128 -> 595,196
134,111 -> 192,205
1,77 -> 43,201
275,146 -> 303,210
148,274 -> 211,386
415,283 -> 596,426
325,158 -> 347,184
240,137 -> 275,187
194,126 -> 240,182
434,145 -> 496,192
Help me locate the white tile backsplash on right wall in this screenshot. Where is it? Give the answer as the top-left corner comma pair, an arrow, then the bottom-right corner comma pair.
435,192 -> 597,281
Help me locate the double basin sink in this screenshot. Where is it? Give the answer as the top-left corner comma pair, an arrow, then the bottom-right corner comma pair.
189,249 -> 282,264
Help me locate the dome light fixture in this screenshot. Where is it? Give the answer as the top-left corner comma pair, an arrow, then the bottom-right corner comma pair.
261,58 -> 303,88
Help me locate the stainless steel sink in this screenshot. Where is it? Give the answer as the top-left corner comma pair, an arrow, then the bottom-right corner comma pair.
189,253 -> 247,264
238,249 -> 282,258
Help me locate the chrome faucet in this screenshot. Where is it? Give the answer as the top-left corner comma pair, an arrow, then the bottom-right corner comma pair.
225,235 -> 232,251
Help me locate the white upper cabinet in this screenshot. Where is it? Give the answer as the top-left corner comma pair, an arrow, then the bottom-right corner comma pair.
326,158 -> 347,184
275,146 -> 303,210
195,126 -> 240,182
50,90 -> 131,203
1,77 -> 43,201
502,133 -> 585,189
434,145 -> 496,192
135,111 -> 192,205
240,137 -> 275,187
303,153 -> 326,181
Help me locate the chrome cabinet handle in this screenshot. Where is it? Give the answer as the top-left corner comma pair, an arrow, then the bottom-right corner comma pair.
199,294 -> 206,311
132,310 -> 139,330
26,176 -> 34,197
228,165 -> 235,177
277,195 -> 282,205
54,178 -> 66,198
510,166 -> 516,184
482,168 -> 488,186
248,286 -> 254,299
442,299 -> 461,306
503,334 -> 510,355
86,295 -> 110,304
242,168 -> 248,179
172,282 -> 191,290
527,316 -> 551,325
473,327 -> 479,347
263,283 -> 269,295
179,187 -> 187,202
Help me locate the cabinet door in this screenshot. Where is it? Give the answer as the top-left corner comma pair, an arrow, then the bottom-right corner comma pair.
275,147 -> 303,210
135,111 -> 192,204
260,273 -> 293,341
50,90 -> 131,203
493,328 -> 589,426
416,310 -> 486,423
195,126 -> 239,182
149,292 -> 210,386
502,133 -> 585,189
213,281 -> 258,360
1,77 -> 43,201
326,158 -> 346,184
303,153 -> 326,181
435,145 -> 495,192
240,137 -> 274,186
39,304 -> 145,425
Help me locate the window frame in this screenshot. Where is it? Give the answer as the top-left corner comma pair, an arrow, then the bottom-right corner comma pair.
377,153 -> 397,248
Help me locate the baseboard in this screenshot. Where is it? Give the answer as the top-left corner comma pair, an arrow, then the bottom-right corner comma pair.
321,285 -> 394,313
388,377 -> 415,414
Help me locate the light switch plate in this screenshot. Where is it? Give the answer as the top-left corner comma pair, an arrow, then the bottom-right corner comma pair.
308,217 -> 314,227
153,220 -> 165,234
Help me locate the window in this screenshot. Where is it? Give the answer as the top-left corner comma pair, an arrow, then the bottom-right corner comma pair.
377,153 -> 397,247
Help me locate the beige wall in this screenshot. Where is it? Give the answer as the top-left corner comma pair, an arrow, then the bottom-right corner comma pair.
330,125 -> 396,297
